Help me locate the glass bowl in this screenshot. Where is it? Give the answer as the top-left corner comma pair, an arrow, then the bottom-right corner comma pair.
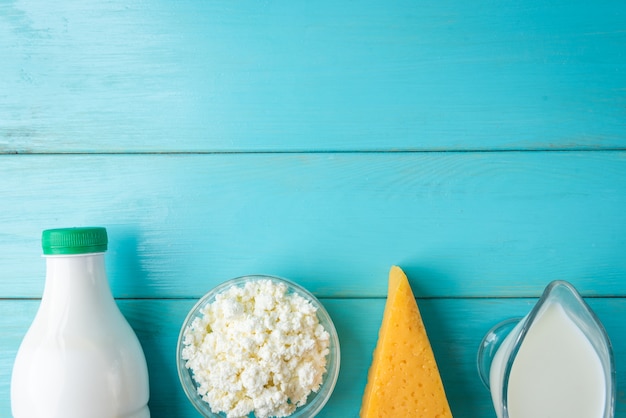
176,275 -> 341,418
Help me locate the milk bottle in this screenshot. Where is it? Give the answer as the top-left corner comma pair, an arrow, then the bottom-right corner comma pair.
11,227 -> 150,418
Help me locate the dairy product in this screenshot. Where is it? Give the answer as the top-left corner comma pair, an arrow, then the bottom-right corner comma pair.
360,266 -> 453,418
489,302 -> 606,418
181,279 -> 330,418
11,227 -> 150,418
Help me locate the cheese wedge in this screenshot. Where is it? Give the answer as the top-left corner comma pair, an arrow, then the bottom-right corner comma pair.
360,266 -> 453,417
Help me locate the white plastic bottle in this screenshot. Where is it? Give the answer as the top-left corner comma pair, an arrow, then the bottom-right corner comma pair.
11,227 -> 150,418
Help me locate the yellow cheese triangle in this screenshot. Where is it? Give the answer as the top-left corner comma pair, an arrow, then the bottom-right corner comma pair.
360,266 -> 453,417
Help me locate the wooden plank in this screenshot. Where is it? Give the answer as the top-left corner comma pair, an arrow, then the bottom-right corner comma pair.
1,298 -> 624,417
1,0 -> 625,152
2,151 -> 625,298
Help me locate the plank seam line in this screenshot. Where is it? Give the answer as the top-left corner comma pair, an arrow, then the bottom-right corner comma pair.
1,148 -> 626,156
2,295 -> 624,301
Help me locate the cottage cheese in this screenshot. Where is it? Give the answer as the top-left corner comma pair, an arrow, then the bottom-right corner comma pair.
182,279 -> 330,418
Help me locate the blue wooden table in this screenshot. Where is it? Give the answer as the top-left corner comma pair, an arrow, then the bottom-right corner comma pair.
1,1 -> 625,417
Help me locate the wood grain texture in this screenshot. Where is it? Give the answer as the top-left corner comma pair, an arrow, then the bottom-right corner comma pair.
2,1 -> 625,416
2,298 -> 624,417
1,0 -> 625,152
1,152 -> 625,299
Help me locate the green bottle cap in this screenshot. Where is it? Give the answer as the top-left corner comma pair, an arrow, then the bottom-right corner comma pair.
42,227 -> 108,255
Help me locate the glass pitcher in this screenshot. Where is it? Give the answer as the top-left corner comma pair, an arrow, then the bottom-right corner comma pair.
477,280 -> 615,418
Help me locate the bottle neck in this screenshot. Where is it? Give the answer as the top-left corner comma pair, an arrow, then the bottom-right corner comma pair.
42,252 -> 115,310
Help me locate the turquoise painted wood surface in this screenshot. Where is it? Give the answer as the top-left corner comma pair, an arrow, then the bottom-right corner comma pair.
1,1 -> 626,417
1,0 -> 625,152
1,152 -> 626,300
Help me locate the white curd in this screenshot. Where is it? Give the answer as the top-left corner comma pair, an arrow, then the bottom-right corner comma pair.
181,279 -> 330,418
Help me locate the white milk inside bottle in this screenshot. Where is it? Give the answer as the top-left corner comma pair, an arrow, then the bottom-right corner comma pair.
489,294 -> 608,418
11,227 -> 150,418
